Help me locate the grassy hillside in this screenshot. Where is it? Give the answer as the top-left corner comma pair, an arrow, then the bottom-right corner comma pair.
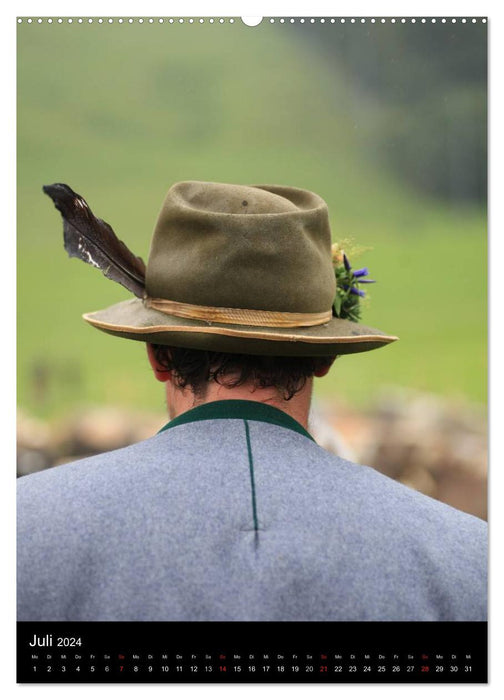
17,21 -> 486,418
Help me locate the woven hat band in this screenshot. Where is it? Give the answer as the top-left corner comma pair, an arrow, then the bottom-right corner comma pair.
144,297 -> 333,328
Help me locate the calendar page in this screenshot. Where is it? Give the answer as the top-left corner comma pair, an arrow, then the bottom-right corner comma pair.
16,10 -> 488,684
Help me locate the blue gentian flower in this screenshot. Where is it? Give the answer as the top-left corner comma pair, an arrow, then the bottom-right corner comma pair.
352,267 -> 369,278
352,267 -> 375,283
342,284 -> 366,298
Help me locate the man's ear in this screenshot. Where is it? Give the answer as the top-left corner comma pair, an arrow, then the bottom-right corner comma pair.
313,356 -> 337,378
146,343 -> 172,382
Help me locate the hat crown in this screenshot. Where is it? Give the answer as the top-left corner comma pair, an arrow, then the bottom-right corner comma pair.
173,181 -> 300,215
146,181 -> 336,315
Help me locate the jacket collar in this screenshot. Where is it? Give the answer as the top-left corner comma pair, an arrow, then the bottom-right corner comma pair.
158,399 -> 315,442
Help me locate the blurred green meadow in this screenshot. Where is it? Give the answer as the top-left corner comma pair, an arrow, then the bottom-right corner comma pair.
17,20 -> 486,419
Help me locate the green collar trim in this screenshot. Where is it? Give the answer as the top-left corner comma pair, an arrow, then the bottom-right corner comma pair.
158,399 -> 315,442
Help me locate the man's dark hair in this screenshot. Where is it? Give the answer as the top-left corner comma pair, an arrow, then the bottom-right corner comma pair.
151,345 -> 335,400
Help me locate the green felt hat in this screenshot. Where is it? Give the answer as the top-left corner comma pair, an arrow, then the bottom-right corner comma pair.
84,181 -> 398,356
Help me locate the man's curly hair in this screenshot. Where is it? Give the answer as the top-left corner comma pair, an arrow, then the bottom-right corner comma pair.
150,345 -> 335,401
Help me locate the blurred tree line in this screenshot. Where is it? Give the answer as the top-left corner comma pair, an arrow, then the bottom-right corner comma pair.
296,21 -> 487,203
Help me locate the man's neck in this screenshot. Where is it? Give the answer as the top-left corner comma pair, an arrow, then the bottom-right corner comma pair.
165,378 -> 314,430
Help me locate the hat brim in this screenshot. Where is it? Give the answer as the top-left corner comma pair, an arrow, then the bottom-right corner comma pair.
83,298 -> 398,357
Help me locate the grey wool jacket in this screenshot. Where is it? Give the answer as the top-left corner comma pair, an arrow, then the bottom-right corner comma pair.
17,400 -> 487,622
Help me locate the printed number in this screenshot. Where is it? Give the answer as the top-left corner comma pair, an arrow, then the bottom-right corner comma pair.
378,666 -> 386,672
407,666 -> 414,672
305,665 -> 314,672
436,666 -> 444,672
161,666 -> 169,672
450,666 -> 458,672
57,637 -> 82,647
334,666 -> 343,672
465,666 -> 472,672
393,665 -> 401,672
349,665 -> 357,672
319,665 -> 327,672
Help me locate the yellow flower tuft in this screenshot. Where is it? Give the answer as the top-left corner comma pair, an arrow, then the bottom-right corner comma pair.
332,238 -> 371,267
